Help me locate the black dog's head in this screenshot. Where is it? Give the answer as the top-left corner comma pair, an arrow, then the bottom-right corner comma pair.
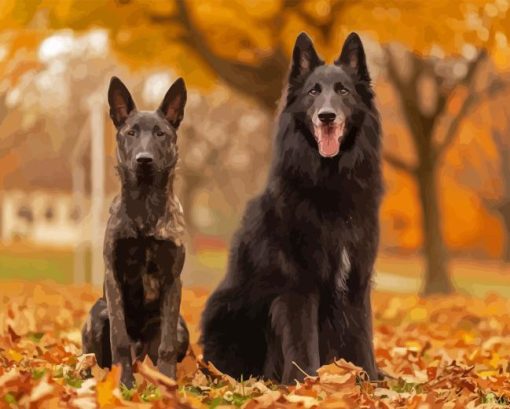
286,32 -> 373,158
108,76 -> 187,181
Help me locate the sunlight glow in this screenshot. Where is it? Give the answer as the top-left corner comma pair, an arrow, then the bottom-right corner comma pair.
38,33 -> 74,62
143,72 -> 173,104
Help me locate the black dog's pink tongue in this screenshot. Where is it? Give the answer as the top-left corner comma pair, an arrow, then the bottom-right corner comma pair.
314,123 -> 344,157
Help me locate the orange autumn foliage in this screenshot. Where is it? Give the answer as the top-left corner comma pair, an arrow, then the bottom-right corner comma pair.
1,281 -> 510,407
0,1 -> 510,257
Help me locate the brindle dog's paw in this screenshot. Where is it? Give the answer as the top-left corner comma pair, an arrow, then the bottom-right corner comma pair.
157,360 -> 176,380
120,364 -> 135,389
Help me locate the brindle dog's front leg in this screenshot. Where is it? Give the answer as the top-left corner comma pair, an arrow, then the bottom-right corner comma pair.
157,276 -> 182,378
105,269 -> 133,387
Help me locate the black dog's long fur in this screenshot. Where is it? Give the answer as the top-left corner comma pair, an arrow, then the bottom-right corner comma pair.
201,32 -> 383,384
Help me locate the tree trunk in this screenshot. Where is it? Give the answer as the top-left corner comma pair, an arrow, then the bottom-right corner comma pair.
495,201 -> 510,263
416,159 -> 454,295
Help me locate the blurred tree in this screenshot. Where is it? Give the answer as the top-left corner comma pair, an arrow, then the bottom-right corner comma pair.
10,2 -> 509,109
457,102 -> 510,264
147,0 -> 352,110
177,88 -> 270,234
480,127 -> 510,263
144,1 -> 510,294
382,48 -> 494,294
0,31 -> 43,128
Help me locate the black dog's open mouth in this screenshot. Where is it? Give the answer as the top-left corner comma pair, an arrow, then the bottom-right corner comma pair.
313,122 -> 345,158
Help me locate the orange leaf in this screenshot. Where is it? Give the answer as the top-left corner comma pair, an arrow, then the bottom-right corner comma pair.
96,365 -> 122,408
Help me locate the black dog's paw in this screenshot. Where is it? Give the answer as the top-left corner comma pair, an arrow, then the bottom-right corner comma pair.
374,367 -> 393,381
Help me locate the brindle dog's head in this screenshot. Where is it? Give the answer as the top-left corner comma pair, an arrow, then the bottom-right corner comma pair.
108,76 -> 187,184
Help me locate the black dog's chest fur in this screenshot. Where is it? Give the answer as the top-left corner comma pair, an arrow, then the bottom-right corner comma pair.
280,206 -> 347,281
288,208 -> 352,285
252,182 -> 374,291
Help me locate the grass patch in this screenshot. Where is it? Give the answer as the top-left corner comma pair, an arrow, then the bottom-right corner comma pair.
481,392 -> 510,406
392,379 -> 424,394
4,392 -> 16,404
140,384 -> 162,402
0,246 -> 74,283
64,374 -> 83,388
120,384 -> 137,401
32,368 -> 46,380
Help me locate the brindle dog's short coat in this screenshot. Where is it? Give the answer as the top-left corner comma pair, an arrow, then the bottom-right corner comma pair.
82,76 -> 189,387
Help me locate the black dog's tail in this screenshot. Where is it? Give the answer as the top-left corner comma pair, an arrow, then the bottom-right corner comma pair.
82,298 -> 112,368
176,314 -> 190,362
200,286 -> 268,379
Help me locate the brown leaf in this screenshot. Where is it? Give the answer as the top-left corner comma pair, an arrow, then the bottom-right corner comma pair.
134,356 -> 178,393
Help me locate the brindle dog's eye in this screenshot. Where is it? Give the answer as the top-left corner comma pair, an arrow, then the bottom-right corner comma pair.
156,131 -> 165,137
308,84 -> 321,96
127,129 -> 136,136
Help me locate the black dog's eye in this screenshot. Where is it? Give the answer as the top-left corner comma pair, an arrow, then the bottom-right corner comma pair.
308,84 -> 321,96
335,83 -> 350,95
127,129 -> 136,136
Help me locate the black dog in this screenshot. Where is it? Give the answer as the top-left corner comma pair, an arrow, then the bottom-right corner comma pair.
201,32 -> 382,384
82,76 -> 189,387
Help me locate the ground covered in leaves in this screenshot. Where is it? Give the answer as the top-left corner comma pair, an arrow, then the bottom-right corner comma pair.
0,281 -> 509,408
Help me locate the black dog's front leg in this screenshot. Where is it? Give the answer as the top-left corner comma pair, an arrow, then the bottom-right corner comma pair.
157,276 -> 182,379
105,269 -> 133,387
321,276 -> 378,380
268,291 -> 320,384
341,289 -> 378,379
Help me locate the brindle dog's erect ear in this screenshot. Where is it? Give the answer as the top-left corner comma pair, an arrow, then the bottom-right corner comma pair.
108,76 -> 136,128
289,32 -> 323,84
159,77 -> 187,129
335,32 -> 370,83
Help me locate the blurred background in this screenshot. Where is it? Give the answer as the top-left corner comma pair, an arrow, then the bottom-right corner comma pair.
1,0 -> 510,297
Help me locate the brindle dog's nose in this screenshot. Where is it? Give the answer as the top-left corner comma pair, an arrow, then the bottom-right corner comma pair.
136,152 -> 154,164
318,111 -> 336,124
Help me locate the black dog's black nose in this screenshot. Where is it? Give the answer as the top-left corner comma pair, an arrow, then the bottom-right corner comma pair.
136,152 -> 154,164
318,112 -> 336,124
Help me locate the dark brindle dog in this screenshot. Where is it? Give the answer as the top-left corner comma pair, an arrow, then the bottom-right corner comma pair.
82,76 -> 189,387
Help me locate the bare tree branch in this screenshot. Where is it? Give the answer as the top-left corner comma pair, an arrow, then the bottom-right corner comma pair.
434,76 -> 510,159
456,137 -> 500,199
383,151 -> 416,175
384,47 -> 428,144
432,51 -> 487,156
146,0 -> 288,111
293,0 -> 349,41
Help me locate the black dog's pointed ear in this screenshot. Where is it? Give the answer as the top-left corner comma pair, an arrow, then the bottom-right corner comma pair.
108,76 -> 136,128
335,32 -> 370,83
159,77 -> 187,129
289,32 -> 323,82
